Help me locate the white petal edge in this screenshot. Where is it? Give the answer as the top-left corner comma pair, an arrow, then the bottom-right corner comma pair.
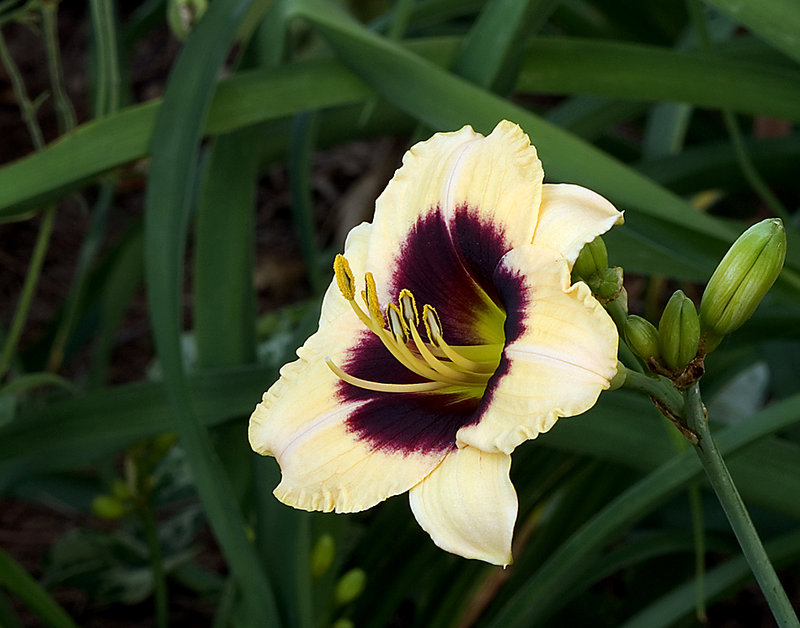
456,245 -> 618,454
365,121 -> 544,303
249,294 -> 447,513
409,446 -> 517,566
532,183 -> 623,266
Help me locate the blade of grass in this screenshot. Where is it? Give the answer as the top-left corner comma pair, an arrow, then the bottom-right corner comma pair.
291,0 -> 735,241
288,112 -> 325,295
704,0 -> 800,64
0,547 -> 79,628
622,529 -> 800,628
4,34 -> 800,217
193,130 -> 258,368
451,0 -> 560,92
86,219 -> 144,387
142,0 -> 280,623
516,37 -> 800,122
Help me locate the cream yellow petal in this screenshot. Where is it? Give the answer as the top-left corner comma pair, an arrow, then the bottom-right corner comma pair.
409,446 -> 516,566
365,121 -> 543,301
532,183 -> 623,266
457,245 -> 618,455
249,313 -> 446,513
319,221 -> 373,327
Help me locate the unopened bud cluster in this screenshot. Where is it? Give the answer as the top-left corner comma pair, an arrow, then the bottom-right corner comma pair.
573,236 -> 624,302
624,290 -> 701,382
623,219 -> 786,385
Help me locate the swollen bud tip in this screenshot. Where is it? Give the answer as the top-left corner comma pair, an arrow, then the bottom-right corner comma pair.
624,315 -> 660,361
659,290 -> 700,371
699,218 -> 786,343
573,236 -> 609,281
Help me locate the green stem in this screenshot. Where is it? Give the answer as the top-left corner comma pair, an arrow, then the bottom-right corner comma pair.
0,26 -> 57,380
140,503 -> 169,628
0,207 -> 56,379
688,482 -> 707,622
0,30 -> 44,149
42,0 -> 77,133
622,368 -> 684,418
684,382 -> 799,627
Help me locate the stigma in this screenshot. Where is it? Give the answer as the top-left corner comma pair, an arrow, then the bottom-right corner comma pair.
326,255 -> 503,394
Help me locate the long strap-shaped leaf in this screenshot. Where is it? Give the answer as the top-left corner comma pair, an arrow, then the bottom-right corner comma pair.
291,0 -> 735,243
705,0 -> 800,65
142,0 -> 280,623
2,35 -> 799,220
0,548 -> 79,628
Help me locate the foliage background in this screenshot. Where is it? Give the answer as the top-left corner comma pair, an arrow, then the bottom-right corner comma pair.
1,0 -> 799,625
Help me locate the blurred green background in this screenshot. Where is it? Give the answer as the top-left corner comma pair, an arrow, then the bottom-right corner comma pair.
0,0 -> 799,625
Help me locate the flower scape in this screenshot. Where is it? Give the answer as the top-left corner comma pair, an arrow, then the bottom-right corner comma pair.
249,121 -> 624,565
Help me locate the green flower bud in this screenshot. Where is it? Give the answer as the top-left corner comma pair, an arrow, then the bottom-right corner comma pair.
573,236 -> 609,281
332,620 -> 355,628
624,315 -> 660,361
699,218 -> 786,341
658,290 -> 701,371
334,568 -> 366,605
310,534 -> 336,579
91,495 -> 127,520
587,267 -> 623,300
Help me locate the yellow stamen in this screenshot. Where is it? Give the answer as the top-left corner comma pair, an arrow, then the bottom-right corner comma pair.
386,303 -> 408,344
328,255 -> 503,395
334,254 -> 356,300
399,289 -> 418,327
363,272 -> 385,327
325,358 -> 448,393
423,304 -> 498,373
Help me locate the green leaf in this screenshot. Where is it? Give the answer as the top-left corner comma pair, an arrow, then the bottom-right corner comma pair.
142,0 -> 280,623
292,0 -> 736,241
0,547 -> 79,628
193,129 -> 259,368
488,391 -> 800,627
621,529 -> 800,628
517,37 -> 800,122
704,0 -> 800,65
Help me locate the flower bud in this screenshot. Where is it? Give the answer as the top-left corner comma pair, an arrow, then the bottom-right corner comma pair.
624,315 -> 660,361
334,568 -> 366,605
699,218 -> 786,340
587,267 -> 623,301
573,236 -> 609,281
659,290 -> 700,371
91,495 -> 127,519
310,534 -> 336,579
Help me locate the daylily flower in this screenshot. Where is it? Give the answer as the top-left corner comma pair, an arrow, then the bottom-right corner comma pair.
249,121 -> 623,565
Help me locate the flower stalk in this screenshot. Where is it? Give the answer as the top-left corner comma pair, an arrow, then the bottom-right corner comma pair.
684,382 -> 799,628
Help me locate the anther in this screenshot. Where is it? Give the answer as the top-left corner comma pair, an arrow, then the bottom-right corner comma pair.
398,289 -> 418,327
334,254 -> 356,300
423,304 -> 443,346
386,303 -> 408,344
